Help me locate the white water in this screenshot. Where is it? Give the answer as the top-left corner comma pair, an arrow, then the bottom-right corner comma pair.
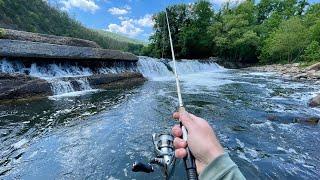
0,57 -> 224,96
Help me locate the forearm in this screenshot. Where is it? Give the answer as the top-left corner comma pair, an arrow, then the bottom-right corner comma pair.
199,153 -> 246,180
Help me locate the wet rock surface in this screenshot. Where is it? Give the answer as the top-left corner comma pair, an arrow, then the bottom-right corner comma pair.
0,28 -> 100,48
267,114 -> 319,125
88,72 -> 146,89
0,73 -> 52,100
309,94 -> 320,107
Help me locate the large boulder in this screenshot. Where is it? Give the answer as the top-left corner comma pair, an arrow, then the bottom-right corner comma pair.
0,28 -> 100,48
0,73 -> 53,100
0,39 -> 138,62
88,72 -> 146,89
309,94 -> 320,107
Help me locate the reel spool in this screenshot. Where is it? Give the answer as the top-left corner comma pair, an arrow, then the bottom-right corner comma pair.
132,133 -> 176,177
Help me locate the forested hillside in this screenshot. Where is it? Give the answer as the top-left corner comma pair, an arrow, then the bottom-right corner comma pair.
0,0 -> 144,54
144,0 -> 320,65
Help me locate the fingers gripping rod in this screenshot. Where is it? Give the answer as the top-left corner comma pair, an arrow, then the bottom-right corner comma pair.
165,10 -> 198,180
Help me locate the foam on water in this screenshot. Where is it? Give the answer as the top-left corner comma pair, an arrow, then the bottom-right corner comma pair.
48,89 -> 100,100
137,57 -> 173,80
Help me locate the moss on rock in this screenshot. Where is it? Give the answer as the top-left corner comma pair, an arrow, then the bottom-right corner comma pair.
0,28 -> 5,38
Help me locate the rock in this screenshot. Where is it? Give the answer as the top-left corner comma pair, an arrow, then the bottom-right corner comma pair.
0,39 -> 138,62
309,94 -> 320,107
292,63 -> 300,67
292,117 -> 320,125
306,62 -> 320,71
231,125 -> 246,132
293,73 -> 307,80
0,72 -> 146,101
88,72 -> 146,89
0,28 -> 100,48
0,73 -> 53,100
267,114 -> 319,125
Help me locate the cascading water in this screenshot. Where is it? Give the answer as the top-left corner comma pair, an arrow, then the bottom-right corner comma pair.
49,80 -> 75,95
137,56 -> 225,80
0,57 -> 224,96
137,57 -> 173,79
77,78 -> 92,91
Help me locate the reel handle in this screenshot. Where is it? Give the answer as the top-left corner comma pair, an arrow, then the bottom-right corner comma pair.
132,162 -> 154,173
178,107 -> 198,180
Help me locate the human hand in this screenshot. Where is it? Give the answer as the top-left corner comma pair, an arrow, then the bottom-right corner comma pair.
171,111 -> 224,174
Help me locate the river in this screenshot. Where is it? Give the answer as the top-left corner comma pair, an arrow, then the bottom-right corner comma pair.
0,57 -> 319,179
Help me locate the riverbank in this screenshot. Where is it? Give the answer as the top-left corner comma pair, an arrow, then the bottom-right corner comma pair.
248,62 -> 320,81
248,62 -> 320,107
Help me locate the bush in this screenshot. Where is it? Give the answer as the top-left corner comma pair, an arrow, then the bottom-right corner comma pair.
303,41 -> 320,62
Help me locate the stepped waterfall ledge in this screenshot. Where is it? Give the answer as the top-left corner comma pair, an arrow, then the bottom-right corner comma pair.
0,57 -> 222,100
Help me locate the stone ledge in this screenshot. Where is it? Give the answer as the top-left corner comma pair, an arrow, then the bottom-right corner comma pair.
0,39 -> 139,62
0,28 -> 100,48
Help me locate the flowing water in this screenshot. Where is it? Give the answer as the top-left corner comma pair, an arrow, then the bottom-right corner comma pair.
0,57 -> 319,179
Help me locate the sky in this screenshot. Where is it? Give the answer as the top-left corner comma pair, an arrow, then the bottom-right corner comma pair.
47,0 -> 320,42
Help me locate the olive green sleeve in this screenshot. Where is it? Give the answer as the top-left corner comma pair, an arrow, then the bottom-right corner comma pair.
199,153 -> 246,180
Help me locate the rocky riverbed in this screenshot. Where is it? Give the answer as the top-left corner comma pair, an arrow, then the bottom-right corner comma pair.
249,62 -> 320,81
248,62 -> 320,107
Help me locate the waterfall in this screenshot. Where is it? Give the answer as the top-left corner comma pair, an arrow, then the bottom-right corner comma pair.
137,57 -> 173,79
0,59 -> 95,95
49,80 -> 75,94
0,57 -> 224,96
137,56 -> 225,79
77,78 -> 92,91
170,59 -> 224,75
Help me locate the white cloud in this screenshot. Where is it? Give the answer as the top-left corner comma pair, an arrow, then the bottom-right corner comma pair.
107,19 -> 143,37
210,0 -> 245,5
108,6 -> 131,15
106,13 -> 154,37
60,0 -> 100,13
134,14 -> 154,27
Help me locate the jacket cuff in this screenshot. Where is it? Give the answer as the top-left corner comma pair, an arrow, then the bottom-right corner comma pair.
199,153 -> 237,180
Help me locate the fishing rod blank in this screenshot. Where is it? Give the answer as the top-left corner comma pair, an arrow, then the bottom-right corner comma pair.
165,9 -> 198,180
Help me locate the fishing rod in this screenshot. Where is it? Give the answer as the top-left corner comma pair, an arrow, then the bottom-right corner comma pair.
165,9 -> 198,180
131,8 -> 198,180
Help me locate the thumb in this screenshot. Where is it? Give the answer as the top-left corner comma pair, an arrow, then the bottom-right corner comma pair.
179,111 -> 194,131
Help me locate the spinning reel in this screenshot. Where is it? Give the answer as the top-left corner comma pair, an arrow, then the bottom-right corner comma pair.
132,133 -> 176,178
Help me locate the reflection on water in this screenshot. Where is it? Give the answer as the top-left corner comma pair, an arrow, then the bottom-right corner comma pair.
0,60 -> 320,179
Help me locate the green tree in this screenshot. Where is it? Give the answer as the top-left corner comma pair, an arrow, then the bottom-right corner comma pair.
211,0 -> 259,62
179,0 -> 214,58
303,41 -> 320,62
260,17 -> 310,63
